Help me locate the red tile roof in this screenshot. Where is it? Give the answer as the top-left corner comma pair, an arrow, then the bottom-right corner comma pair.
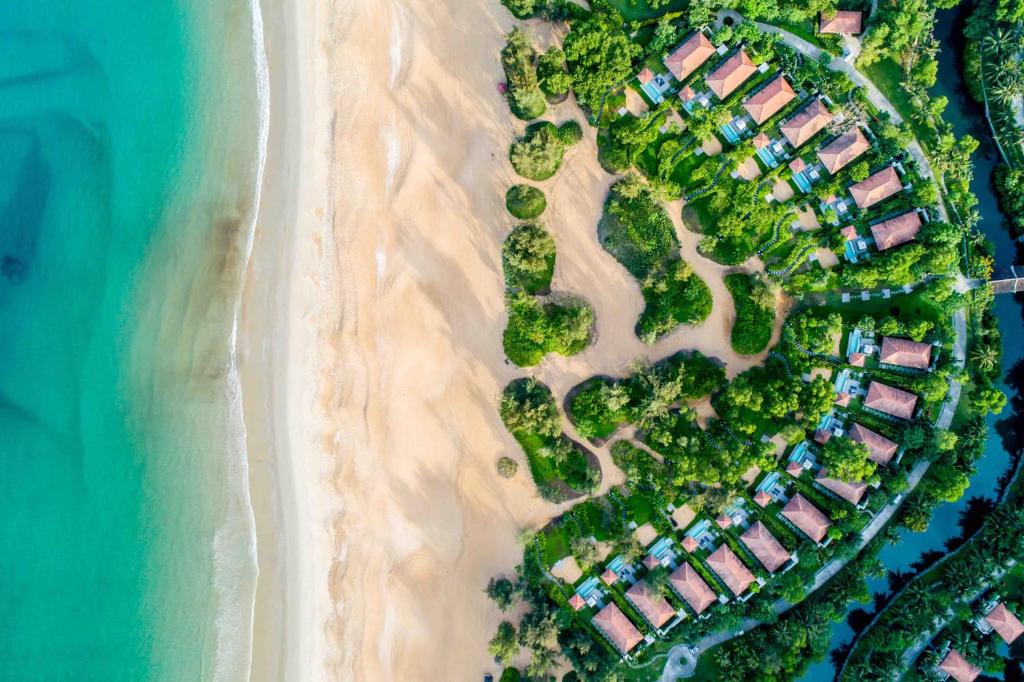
753,491 -> 772,507
879,336 -> 932,369
681,535 -> 698,552
593,602 -> 644,654
743,75 -> 796,124
643,553 -> 661,570
706,50 -> 758,100
602,568 -> 619,585
789,157 -> 807,173
834,392 -> 851,407
864,381 -> 918,420
849,166 -> 903,208
814,429 -> 833,445
815,468 -> 868,504
753,132 -> 771,148
870,211 -> 922,251
781,99 -> 832,148
706,544 -> 755,597
782,493 -> 831,543
817,128 -> 870,175
986,603 -> 1024,644
849,352 -> 866,367
638,68 -> 655,84
840,225 -> 859,241
820,10 -> 863,34
665,32 -> 716,82
626,579 -> 677,628
786,461 -> 805,477
569,594 -> 586,611
716,514 -> 732,529
848,423 -> 899,465
938,649 -> 981,682
741,521 -> 791,572
669,562 -> 717,614
678,85 -> 696,102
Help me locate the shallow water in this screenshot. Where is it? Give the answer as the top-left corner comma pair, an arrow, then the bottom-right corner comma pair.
0,1 -> 263,679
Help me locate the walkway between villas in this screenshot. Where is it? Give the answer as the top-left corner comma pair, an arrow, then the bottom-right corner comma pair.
713,10 -> 950,223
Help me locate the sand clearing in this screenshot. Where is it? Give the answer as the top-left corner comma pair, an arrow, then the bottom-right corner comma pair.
241,1 -> 790,679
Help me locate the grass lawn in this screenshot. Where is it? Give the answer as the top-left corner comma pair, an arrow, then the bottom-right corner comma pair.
860,59 -> 933,148
607,0 -> 688,21
626,493 -> 655,525
543,524 -> 572,566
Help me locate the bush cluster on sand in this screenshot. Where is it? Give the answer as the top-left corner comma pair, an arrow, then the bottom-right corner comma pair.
725,273 -> 777,355
503,292 -> 593,367
501,29 -> 546,121
510,121 -> 582,181
503,222 -> 556,294
496,456 -> 519,479
598,175 -> 712,342
505,185 -> 547,220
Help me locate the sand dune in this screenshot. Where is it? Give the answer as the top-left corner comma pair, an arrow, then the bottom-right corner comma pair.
242,0 -> 788,679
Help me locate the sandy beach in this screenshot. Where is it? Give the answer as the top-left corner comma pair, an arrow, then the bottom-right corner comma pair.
239,0 -> 788,679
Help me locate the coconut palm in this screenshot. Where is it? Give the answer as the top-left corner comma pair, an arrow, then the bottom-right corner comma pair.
971,344 -> 1000,372
983,28 -> 1016,57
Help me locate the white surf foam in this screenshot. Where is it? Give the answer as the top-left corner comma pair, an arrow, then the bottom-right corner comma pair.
211,0 -> 269,679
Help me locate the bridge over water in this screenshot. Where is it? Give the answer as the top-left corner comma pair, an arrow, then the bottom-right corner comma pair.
985,265 -> 1024,294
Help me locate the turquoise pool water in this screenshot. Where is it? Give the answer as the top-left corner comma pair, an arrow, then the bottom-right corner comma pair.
0,1 -> 263,679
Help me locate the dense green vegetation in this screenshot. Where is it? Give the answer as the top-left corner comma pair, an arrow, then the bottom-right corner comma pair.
510,120 -> 582,181
503,222 -> 556,294
505,184 -> 547,220
503,291 -> 594,367
499,378 -> 601,500
724,273 -> 776,355
501,29 -> 547,121
599,176 -> 712,342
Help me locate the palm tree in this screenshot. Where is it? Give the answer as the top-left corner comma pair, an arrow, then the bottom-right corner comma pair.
983,28 -> 1016,57
971,345 -> 1000,372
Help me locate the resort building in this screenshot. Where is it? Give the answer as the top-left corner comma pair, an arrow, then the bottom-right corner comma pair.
847,423 -> 899,465
937,648 -> 981,682
601,568 -> 619,586
625,580 -> 677,630
742,74 -> 796,125
849,165 -> 904,209
669,563 -> 718,616
740,521 -> 792,572
781,99 -> 832,149
706,49 -> 758,100
753,490 -> 772,507
982,603 -> 1024,644
819,10 -> 863,34
815,469 -> 868,506
781,493 -> 831,543
705,544 -> 756,598
569,594 -> 586,611
817,128 -> 870,175
879,336 -> 933,370
665,31 -> 717,82
593,602 -> 644,656
863,381 -> 918,420
870,211 -> 923,251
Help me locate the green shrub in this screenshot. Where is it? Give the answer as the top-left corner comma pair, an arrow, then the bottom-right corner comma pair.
496,457 -> 519,479
503,292 -> 593,366
557,120 -> 583,145
501,0 -> 539,18
505,184 -> 547,219
503,222 -> 555,294
537,47 -> 571,98
501,29 -> 546,120
510,121 -> 577,180
725,273 -> 777,355
567,379 -> 630,441
637,259 -> 713,343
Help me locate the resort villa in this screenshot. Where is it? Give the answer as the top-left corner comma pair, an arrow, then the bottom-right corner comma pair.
665,31 -> 716,82
937,648 -> 981,682
625,580 -> 678,631
815,469 -> 869,507
847,422 -> 899,465
781,493 -> 831,544
870,211 -> 923,251
781,99 -> 832,149
816,127 -> 870,175
979,602 -> 1024,644
706,544 -> 756,598
848,165 -> 905,209
593,602 -> 644,656
879,336 -> 933,370
742,74 -> 796,125
740,521 -> 792,573
819,10 -> 863,34
706,49 -> 758,100
863,381 -> 919,419
669,563 -> 718,615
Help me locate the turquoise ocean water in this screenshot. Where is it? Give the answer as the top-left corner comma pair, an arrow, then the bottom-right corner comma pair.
0,1 -> 265,680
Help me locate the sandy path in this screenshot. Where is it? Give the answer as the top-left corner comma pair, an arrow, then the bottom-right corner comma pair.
242,1 -> 790,679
